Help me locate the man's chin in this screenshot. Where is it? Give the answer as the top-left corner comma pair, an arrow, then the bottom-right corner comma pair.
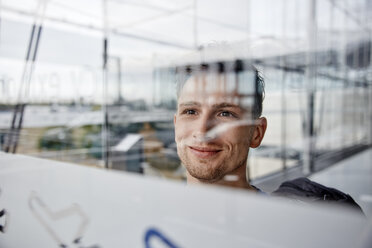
186,166 -> 224,183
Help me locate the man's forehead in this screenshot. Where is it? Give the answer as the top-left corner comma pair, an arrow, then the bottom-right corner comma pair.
178,74 -> 254,108
178,94 -> 242,107
180,73 -> 237,95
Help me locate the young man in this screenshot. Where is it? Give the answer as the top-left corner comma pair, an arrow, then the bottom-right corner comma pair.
174,62 -> 266,190
173,61 -> 364,214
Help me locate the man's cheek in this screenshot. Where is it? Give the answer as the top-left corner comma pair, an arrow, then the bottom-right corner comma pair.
174,125 -> 183,142
175,133 -> 185,148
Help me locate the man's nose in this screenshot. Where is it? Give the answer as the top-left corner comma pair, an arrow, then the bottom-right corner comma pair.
192,114 -> 216,139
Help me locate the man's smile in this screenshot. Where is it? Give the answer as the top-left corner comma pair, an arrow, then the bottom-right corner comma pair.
188,146 -> 223,159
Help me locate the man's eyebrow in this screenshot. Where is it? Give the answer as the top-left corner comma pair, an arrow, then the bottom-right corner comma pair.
178,101 -> 201,107
212,102 -> 242,109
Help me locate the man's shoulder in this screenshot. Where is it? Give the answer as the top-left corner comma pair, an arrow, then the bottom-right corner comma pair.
270,177 -> 364,215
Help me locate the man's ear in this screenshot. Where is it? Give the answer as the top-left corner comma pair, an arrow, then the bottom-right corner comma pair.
174,114 -> 177,125
249,117 -> 267,148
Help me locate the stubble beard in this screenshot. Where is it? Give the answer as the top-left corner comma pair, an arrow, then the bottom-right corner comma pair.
178,147 -> 247,182
187,159 -> 225,182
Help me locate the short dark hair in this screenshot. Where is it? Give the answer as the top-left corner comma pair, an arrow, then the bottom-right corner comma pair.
254,70 -> 265,118
175,60 -> 265,119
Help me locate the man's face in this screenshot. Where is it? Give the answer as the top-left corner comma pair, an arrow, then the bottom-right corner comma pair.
174,72 -> 260,182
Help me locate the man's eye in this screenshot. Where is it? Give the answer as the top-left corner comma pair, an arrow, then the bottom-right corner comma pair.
183,109 -> 197,115
218,111 -> 235,118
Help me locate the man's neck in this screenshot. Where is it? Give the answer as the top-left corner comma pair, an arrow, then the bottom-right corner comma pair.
186,164 -> 257,191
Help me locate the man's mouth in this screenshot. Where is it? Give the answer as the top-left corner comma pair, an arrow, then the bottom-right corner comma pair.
188,146 -> 222,158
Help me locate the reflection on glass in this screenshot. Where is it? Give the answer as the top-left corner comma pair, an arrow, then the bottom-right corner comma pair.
0,0 -> 370,194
